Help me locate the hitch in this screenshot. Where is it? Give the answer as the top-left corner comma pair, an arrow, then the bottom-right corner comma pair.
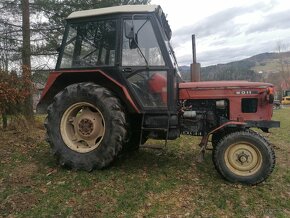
196,136 -> 208,162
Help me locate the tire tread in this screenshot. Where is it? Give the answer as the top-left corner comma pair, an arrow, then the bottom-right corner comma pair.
45,82 -> 127,171
212,129 -> 275,185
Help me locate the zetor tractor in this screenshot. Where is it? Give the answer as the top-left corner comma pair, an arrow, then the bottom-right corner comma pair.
37,5 -> 280,185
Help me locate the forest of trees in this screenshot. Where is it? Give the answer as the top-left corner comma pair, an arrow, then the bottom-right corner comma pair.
201,60 -> 262,82
179,60 -> 262,82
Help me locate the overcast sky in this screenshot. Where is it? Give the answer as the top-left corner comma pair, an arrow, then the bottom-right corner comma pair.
151,0 -> 290,66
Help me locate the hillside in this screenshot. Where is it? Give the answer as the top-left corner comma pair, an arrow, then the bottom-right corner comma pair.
179,51 -> 290,83
250,52 -> 290,74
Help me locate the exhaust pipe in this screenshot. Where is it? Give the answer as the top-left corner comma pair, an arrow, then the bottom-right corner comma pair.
190,34 -> 201,82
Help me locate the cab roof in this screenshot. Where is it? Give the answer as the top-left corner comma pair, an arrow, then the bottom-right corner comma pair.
67,5 -> 159,19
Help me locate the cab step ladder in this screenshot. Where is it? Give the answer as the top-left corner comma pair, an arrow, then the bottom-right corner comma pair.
139,113 -> 170,150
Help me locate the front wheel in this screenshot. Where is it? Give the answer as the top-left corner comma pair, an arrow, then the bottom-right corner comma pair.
212,130 -> 275,185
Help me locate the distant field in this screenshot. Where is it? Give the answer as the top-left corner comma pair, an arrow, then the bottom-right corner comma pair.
0,108 -> 290,217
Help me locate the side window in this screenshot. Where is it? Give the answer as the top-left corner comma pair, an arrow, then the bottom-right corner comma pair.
60,20 -> 116,68
122,19 -> 165,66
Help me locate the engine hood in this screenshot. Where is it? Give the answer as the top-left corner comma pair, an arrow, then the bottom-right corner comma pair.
179,81 -> 273,89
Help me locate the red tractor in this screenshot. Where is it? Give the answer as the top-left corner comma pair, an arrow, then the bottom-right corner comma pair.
37,5 -> 280,185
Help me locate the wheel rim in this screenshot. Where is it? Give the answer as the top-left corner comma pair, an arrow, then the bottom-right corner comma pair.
224,142 -> 262,176
60,102 -> 105,153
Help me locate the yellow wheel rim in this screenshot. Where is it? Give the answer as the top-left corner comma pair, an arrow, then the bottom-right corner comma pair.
60,102 -> 105,153
224,142 -> 262,176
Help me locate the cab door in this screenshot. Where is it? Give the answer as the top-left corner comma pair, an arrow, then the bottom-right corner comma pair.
120,15 -> 175,112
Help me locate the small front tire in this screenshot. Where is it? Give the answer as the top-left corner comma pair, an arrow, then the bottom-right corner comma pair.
212,130 -> 275,185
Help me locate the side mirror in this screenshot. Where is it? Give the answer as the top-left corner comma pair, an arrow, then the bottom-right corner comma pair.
124,21 -> 138,49
129,34 -> 138,49
124,21 -> 134,39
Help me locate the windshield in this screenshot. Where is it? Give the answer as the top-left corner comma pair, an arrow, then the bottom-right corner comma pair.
166,40 -> 182,79
154,9 -> 182,80
158,23 -> 183,81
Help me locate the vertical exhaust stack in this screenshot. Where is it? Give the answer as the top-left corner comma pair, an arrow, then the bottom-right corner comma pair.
191,35 -> 201,82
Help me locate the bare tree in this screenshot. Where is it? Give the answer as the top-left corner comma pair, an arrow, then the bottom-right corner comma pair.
276,41 -> 290,96
22,0 -> 34,122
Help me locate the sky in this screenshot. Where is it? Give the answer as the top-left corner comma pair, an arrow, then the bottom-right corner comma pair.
151,0 -> 290,66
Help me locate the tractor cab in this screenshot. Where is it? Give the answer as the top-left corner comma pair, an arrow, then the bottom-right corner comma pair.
54,5 -> 180,113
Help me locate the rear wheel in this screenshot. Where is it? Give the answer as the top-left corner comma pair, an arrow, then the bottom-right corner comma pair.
45,82 -> 127,171
212,130 -> 275,185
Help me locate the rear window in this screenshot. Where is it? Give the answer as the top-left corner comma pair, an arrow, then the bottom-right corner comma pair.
242,98 -> 258,113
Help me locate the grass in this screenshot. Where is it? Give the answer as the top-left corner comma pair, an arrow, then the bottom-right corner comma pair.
1,108 -> 290,217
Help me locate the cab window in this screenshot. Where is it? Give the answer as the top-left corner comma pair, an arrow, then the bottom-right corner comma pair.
60,19 -> 117,68
122,19 -> 165,66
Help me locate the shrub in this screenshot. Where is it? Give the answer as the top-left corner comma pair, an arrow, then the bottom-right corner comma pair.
0,67 -> 33,128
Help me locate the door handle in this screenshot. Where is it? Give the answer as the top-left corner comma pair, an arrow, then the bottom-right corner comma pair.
122,68 -> 132,73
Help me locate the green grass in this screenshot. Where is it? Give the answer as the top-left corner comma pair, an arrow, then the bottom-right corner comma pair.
1,108 -> 290,217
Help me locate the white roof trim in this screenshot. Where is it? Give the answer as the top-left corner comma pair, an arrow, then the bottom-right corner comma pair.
67,5 -> 158,19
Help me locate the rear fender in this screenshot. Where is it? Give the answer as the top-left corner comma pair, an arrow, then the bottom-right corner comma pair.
37,69 -> 140,113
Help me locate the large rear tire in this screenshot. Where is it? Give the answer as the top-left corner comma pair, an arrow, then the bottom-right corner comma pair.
212,130 -> 275,185
45,82 -> 127,171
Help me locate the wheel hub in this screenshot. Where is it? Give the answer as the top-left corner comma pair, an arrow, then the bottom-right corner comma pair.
224,142 -> 262,176
237,152 -> 250,164
74,108 -> 103,141
78,118 -> 94,136
60,102 -> 105,153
